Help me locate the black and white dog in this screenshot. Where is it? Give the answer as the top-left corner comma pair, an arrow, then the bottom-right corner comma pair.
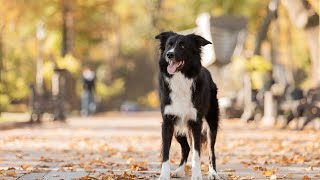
155,31 -> 220,180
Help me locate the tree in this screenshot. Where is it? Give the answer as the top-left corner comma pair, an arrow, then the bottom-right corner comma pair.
61,0 -> 74,56
282,0 -> 320,87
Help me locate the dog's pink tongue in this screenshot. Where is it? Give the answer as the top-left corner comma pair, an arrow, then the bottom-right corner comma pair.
167,62 -> 179,74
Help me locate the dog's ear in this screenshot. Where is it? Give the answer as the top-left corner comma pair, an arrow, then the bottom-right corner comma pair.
155,31 -> 176,50
189,34 -> 212,47
155,31 -> 176,42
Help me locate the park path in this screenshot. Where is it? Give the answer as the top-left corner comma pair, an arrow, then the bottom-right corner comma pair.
0,112 -> 319,180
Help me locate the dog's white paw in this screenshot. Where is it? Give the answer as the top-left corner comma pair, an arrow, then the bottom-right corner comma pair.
208,166 -> 220,180
191,168 -> 203,180
159,161 -> 170,180
191,174 -> 203,180
171,165 -> 185,178
208,172 -> 220,180
158,175 -> 170,180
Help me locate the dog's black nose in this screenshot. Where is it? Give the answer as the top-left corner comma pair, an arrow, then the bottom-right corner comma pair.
167,52 -> 174,59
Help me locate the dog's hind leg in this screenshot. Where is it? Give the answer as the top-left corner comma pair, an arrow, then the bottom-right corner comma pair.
205,98 -> 220,180
172,135 -> 190,178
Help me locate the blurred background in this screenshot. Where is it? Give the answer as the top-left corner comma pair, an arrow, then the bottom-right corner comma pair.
0,0 -> 319,129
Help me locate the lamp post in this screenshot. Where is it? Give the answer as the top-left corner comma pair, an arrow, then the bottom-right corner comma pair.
36,22 -> 45,94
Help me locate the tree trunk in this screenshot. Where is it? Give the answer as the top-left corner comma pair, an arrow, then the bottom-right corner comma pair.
0,29 -> 3,84
282,0 -> 320,87
0,29 -> 3,115
254,0 -> 279,55
61,0 -> 74,57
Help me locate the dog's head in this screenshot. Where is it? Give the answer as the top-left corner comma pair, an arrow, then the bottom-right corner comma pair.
155,31 -> 211,75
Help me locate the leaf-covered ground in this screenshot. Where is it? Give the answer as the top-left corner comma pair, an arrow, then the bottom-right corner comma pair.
0,112 -> 319,180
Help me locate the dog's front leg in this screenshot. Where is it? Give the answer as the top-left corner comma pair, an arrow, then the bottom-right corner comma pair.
190,120 -> 203,180
159,115 -> 175,180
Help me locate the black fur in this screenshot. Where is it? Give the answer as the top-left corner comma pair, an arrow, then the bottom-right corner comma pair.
155,31 -> 220,177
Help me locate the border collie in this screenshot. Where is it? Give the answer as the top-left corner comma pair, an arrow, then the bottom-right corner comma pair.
155,31 -> 220,180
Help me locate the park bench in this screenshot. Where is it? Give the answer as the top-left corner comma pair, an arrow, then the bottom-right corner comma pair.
29,85 -> 65,123
281,86 -> 320,130
29,68 -> 71,123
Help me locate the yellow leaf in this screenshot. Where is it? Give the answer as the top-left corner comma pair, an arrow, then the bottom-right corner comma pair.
122,154 -> 130,159
263,171 -> 274,177
21,164 -> 30,170
126,145 -> 134,152
201,164 -> 208,172
84,166 -> 92,172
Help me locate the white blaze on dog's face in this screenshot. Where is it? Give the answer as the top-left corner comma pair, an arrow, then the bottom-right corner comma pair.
164,35 -> 185,75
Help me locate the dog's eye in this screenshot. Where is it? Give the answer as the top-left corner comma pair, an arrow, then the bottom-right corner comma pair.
179,42 -> 184,48
167,42 -> 173,47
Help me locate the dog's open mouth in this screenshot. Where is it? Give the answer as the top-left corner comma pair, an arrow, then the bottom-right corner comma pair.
167,60 -> 184,74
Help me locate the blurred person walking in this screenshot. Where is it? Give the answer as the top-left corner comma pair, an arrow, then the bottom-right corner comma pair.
81,67 -> 96,116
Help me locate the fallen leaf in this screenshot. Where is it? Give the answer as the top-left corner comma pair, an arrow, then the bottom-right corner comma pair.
252,166 -> 267,171
16,154 -> 23,159
306,166 -> 313,171
185,164 -> 191,176
31,168 -> 47,173
38,164 -> 50,168
5,170 -> 16,177
240,176 -> 254,180
84,166 -> 92,172
122,154 -> 130,159
40,156 -> 53,162
127,145 -> 134,152
201,164 -> 208,172
222,168 -> 236,172
62,163 -> 76,167
263,170 -> 274,177
284,173 -> 293,178
130,160 -> 148,171
21,164 -> 30,170
228,173 -> 239,180
302,175 -> 310,180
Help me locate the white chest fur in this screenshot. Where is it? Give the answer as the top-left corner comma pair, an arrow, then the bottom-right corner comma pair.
164,72 -> 197,132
